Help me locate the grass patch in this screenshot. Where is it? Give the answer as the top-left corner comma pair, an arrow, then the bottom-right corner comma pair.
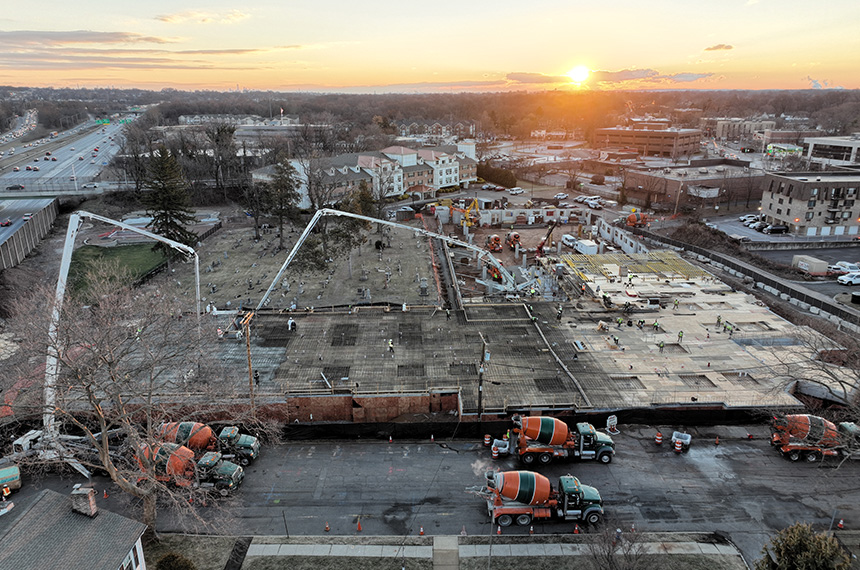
459,554 -> 746,570
69,243 -> 166,292
243,558 -> 433,570
143,534 -> 236,570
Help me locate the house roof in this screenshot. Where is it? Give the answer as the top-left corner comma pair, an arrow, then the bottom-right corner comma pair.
0,489 -> 146,570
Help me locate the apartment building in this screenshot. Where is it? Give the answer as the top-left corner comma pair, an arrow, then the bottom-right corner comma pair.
760,172 -> 860,236
802,134 -> 860,167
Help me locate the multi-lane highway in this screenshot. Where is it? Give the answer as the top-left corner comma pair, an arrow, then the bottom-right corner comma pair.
0,115 -> 130,194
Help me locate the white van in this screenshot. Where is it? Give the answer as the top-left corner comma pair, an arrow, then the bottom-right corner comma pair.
561,234 -> 577,248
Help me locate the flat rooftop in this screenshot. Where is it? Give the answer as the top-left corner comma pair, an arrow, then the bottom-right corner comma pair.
222,247 -> 805,413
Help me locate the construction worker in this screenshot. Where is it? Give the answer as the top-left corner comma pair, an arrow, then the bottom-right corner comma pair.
613,335 -> 620,346
677,330 -> 684,343
556,306 -> 564,321
673,299 -> 679,309
388,339 -> 394,353
1,485 -> 9,501
653,321 -> 659,331
716,315 -> 722,327
659,341 -> 664,353
446,309 -> 451,321
616,317 -> 624,328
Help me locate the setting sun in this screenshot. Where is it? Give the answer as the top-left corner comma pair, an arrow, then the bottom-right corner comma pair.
567,66 -> 590,83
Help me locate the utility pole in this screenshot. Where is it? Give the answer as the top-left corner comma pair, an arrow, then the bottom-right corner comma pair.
477,332 -> 487,422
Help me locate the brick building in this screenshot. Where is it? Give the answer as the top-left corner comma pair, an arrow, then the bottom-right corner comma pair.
760,171 -> 860,237
593,126 -> 701,158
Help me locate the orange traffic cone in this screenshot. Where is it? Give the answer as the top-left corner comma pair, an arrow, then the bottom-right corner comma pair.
838,519 -> 844,529
325,522 -> 330,532
497,525 -> 502,535
574,524 -> 580,534
529,525 -> 534,535
389,436 -> 392,443
419,526 -> 425,536
357,519 -> 363,532
715,436 -> 720,446
103,490 -> 108,499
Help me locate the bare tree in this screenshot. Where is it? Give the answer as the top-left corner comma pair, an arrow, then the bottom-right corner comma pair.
6,262 -> 262,532
585,522 -> 660,570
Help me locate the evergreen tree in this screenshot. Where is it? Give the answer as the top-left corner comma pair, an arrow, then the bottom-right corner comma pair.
143,146 -> 198,255
262,155 -> 301,249
755,523 -> 849,570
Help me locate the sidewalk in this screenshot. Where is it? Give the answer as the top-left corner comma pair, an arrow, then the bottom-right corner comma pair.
240,532 -> 749,570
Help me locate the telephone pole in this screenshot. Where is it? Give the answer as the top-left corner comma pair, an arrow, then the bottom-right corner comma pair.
477,332 -> 487,421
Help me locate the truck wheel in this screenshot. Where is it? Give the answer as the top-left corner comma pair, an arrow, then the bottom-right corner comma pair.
585,512 -> 602,526
787,450 -> 801,462
219,488 -> 229,497
497,514 -> 513,527
538,453 -> 553,465
516,514 -> 532,526
240,457 -> 250,466
521,453 -> 536,465
598,452 -> 612,464
805,451 -> 821,463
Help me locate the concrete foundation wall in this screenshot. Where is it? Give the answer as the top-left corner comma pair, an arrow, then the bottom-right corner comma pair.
277,391 -> 460,423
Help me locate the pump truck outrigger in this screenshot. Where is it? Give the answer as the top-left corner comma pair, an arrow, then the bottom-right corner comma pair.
492,415 -> 615,465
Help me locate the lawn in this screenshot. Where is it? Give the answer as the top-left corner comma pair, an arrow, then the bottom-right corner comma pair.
69,243 -> 166,292
143,534 -> 236,570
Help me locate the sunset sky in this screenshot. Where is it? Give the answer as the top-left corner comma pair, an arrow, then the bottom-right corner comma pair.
1,0 -> 858,92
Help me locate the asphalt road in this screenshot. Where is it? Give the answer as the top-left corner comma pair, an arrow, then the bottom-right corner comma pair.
9,427 -> 844,565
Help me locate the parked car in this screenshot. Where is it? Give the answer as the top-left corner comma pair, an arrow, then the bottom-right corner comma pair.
828,265 -> 849,275
738,214 -> 759,222
585,199 -> 602,209
508,187 -> 524,195
751,222 -> 768,231
838,272 -> 860,285
835,261 -> 860,273
763,225 -> 789,234
574,196 -> 587,203
554,193 -> 569,200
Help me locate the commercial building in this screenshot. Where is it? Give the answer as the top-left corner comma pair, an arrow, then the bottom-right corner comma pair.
622,159 -> 764,212
760,171 -> 860,236
593,125 -> 701,158
802,134 -> 860,167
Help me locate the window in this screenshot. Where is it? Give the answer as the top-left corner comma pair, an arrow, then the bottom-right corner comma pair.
133,544 -> 140,567
777,208 -> 782,215
843,212 -> 852,219
806,212 -> 814,221
811,188 -> 819,196
778,198 -> 784,205
788,197 -> 793,204
807,200 -> 816,208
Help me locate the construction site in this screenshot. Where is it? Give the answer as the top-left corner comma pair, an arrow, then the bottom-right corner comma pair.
116,202 -> 820,431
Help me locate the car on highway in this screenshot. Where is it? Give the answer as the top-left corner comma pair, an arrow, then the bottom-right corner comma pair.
554,193 -> 569,200
25,165 -> 32,171
32,166 -> 39,171
51,157 -> 57,161
12,166 -> 19,171
22,213 -> 32,221
69,175 -> 76,181
81,183 -> 98,189
5,184 -> 24,190
837,272 -> 860,285
0,218 -> 11,227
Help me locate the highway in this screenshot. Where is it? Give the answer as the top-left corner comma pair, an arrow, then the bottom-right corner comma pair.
0,116 -> 130,194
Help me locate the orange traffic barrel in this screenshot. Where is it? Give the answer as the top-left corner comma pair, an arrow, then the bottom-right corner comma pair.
674,439 -> 683,453
655,431 -> 663,445
491,446 -> 499,459
484,434 -> 491,446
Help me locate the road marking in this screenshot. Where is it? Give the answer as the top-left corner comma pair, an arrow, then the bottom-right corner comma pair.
313,467 -> 327,500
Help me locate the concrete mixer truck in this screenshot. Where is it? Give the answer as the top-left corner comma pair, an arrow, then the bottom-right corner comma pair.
771,414 -> 860,462
137,442 -> 244,495
469,470 -> 604,527
158,422 -> 261,465
491,415 -> 615,465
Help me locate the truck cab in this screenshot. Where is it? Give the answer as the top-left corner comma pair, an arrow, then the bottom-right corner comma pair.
574,423 -> 616,463
218,426 -> 261,464
197,452 -> 244,495
558,475 -> 603,525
